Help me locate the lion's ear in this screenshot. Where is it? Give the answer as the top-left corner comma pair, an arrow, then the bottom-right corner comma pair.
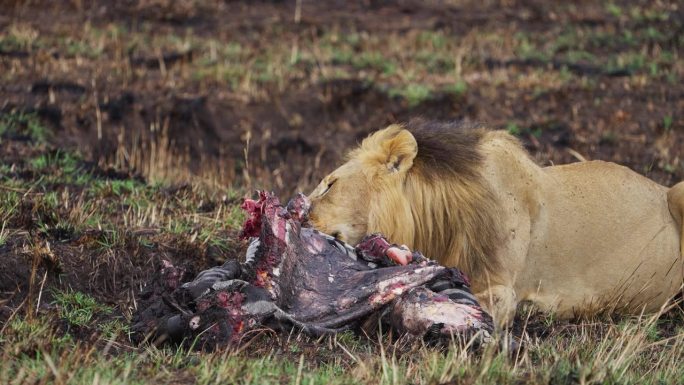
382,129 -> 418,174
360,125 -> 418,175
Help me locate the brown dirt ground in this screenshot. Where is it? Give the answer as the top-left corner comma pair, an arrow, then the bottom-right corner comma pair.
2,0 -> 682,193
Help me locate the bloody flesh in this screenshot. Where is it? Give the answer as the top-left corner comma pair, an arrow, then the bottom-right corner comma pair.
132,192 -> 493,350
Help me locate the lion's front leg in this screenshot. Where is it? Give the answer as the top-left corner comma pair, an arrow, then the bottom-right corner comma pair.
475,285 -> 518,328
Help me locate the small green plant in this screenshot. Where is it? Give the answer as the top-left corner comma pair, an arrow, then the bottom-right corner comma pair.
404,84 -> 432,106
38,220 -> 75,242
558,65 -> 572,83
0,190 -> 20,222
43,191 -> 59,208
168,219 -> 194,235
663,115 -> 673,131
606,3 -> 622,18
223,42 -> 242,58
334,330 -> 364,350
223,204 -> 246,230
0,112 -> 50,143
566,50 -> 596,63
627,52 -> 646,71
622,30 -> 637,46
29,150 -> 80,175
30,154 -> 49,169
506,122 -> 521,136
288,342 -> 301,354
58,152 -> 79,174
0,35 -> 23,52
96,229 -> 123,249
649,62 -> 659,77
601,131 -> 618,144
99,319 -> 130,340
665,72 -> 678,85
110,179 -> 138,196
444,80 -> 468,96
330,48 -> 353,65
0,163 -> 10,177
91,179 -> 140,197
543,312 -> 557,328
389,84 -> 433,107
417,31 -> 447,49
1,316 -> 73,350
514,32 -> 550,61
52,290 -> 113,327
63,38 -> 104,59
530,127 -> 543,139
0,220 -> 8,247
644,26 -> 665,42
645,322 -> 660,341
349,51 -> 396,75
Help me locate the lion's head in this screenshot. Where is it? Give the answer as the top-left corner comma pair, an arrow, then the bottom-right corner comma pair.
308,124 -> 416,244
308,120 -> 504,277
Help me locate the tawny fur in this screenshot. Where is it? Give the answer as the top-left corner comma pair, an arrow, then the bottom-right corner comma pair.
348,123 -> 504,280
669,182 -> 684,257
308,121 -> 684,326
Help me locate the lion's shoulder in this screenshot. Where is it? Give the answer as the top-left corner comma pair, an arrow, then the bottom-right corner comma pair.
479,130 -> 527,157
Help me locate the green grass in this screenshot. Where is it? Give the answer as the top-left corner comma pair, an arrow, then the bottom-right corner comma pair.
0,112 -> 51,143
509,14 -> 677,81
0,221 -> 8,246
1,310 -> 683,384
444,80 -> 468,96
506,122 -> 521,136
606,3 -> 623,18
388,84 -> 433,107
52,290 -> 113,327
98,319 -> 130,340
193,353 -> 352,385
63,38 -> 104,59
1,1 -> 678,142
0,190 -> 20,222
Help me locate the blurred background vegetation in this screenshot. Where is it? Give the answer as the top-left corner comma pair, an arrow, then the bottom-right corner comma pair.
1,0 -> 681,194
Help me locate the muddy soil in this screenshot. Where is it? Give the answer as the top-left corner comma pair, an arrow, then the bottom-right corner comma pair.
2,0 -> 682,193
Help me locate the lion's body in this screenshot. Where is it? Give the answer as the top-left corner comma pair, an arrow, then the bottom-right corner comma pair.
479,131 -> 683,321
308,122 -> 684,325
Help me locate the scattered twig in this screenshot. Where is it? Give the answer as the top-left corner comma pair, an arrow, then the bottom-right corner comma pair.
42,351 -> 62,383
35,270 -> 48,315
294,353 -> 305,385
0,184 -> 27,193
567,148 -> 588,162
0,296 -> 27,336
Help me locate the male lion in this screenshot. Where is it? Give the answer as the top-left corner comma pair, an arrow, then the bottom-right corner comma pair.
307,120 -> 684,326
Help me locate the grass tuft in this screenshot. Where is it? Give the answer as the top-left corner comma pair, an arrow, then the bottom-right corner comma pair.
0,112 -> 51,143
52,290 -> 113,327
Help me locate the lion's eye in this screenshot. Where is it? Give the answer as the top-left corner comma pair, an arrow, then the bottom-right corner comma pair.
321,179 -> 336,197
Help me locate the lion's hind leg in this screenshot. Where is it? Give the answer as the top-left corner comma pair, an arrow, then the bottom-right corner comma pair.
668,181 -> 684,257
